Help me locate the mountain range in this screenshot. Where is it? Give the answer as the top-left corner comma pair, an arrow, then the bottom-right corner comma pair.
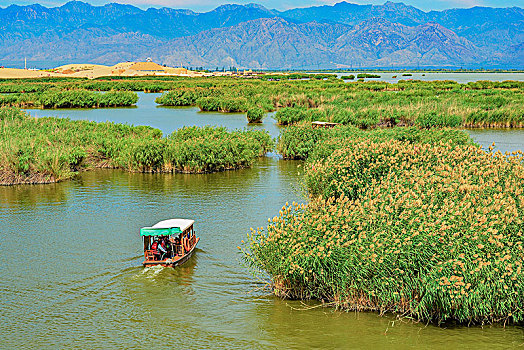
1,1 -> 523,69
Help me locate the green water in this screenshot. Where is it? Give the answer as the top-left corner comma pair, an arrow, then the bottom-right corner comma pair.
1,96 -> 523,348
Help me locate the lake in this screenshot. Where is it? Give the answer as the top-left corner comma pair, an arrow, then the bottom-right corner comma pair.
1,93 -> 523,348
332,72 -> 524,83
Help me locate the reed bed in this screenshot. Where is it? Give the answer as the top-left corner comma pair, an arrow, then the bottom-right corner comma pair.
246,107 -> 265,123
152,79 -> 524,128
357,73 -> 381,78
0,108 -> 272,185
243,136 -> 524,324
2,77 -> 522,128
277,123 -> 474,160
0,90 -> 138,108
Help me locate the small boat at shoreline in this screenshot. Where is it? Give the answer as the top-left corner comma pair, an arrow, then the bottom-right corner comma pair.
140,218 -> 199,267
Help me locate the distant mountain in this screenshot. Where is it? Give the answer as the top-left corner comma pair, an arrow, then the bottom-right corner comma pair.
0,1 -> 522,68
157,18 -> 480,69
279,1 -> 428,27
0,2 -> 275,39
280,1 -> 524,54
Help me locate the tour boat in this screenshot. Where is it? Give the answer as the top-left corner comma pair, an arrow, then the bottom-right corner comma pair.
311,121 -> 340,128
140,219 -> 199,267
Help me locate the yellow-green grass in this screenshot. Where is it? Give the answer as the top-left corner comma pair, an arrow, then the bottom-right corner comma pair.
243,136 -> 524,324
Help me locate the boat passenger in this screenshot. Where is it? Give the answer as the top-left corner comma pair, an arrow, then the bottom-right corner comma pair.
158,237 -> 168,260
165,237 -> 172,258
151,238 -> 160,260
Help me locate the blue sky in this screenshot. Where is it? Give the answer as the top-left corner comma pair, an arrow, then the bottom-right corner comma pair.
1,0 -> 522,11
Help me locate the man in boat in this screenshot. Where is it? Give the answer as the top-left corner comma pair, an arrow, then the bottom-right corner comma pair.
164,237 -> 173,259
169,235 -> 181,256
151,237 -> 160,260
158,237 -> 168,260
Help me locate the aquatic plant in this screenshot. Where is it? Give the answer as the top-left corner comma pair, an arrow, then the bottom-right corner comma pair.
275,107 -> 309,125
155,88 -> 205,106
0,108 -> 273,185
357,73 -> 381,78
164,126 -> 272,173
0,90 -> 138,108
1,77 -> 523,128
246,107 -> 265,123
277,124 -> 473,160
196,96 -> 249,112
244,137 -> 524,324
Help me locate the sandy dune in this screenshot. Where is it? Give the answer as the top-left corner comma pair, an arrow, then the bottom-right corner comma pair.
0,68 -> 62,79
0,62 -> 202,79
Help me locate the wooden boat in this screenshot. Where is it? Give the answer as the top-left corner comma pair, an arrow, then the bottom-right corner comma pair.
140,219 -> 199,267
311,121 -> 340,129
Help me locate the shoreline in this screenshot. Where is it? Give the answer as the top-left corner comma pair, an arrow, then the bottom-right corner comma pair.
0,163 -> 260,186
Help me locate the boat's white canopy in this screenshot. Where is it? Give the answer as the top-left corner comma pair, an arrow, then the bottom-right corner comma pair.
152,219 -> 194,232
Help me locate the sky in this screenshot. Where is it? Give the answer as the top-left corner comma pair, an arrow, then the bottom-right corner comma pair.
0,0 -> 522,11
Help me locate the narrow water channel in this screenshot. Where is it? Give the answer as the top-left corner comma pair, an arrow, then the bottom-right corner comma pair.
1,94 -> 523,348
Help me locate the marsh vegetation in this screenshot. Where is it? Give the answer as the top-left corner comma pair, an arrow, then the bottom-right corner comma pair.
0,107 -> 271,185
243,126 -> 524,323
0,89 -> 138,108
1,77 -> 522,127
3,74 -> 524,326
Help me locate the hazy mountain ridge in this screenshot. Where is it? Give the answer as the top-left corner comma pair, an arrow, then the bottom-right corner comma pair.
156,18 -> 480,69
0,1 -> 522,68
280,2 -> 524,52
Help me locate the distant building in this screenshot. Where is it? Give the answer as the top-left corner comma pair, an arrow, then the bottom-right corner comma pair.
129,62 -> 165,72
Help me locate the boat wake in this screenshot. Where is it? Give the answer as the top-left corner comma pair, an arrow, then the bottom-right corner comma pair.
136,265 -> 165,279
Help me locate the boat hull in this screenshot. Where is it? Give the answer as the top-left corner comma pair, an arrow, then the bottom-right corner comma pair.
142,237 -> 199,268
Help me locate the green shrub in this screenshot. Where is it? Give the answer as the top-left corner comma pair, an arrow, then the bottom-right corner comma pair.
357,73 -> 381,78
416,111 -> 462,128
246,107 -> 265,123
275,107 -> 309,125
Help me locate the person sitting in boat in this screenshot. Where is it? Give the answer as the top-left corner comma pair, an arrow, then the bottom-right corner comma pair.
164,237 -> 172,258
169,236 -> 181,255
158,237 -> 168,260
151,238 -> 160,260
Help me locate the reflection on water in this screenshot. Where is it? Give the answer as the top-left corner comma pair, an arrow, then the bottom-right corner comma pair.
2,92 -> 524,348
0,181 -> 69,209
252,298 -> 524,349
